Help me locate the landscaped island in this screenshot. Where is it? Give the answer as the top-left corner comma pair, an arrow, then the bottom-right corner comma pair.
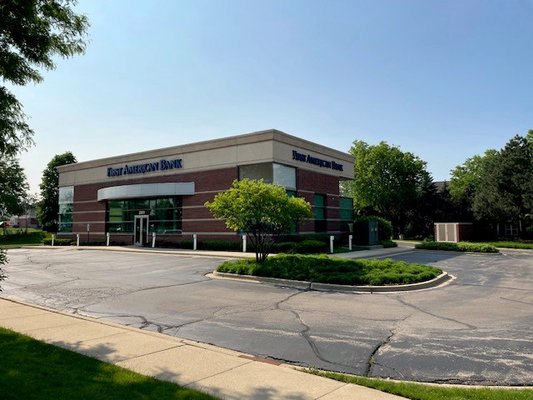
217,254 -> 442,286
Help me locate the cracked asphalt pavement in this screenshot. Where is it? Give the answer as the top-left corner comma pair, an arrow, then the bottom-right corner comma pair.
2,247 -> 532,385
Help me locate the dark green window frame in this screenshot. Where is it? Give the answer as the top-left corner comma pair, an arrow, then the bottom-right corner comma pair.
106,197 -> 183,234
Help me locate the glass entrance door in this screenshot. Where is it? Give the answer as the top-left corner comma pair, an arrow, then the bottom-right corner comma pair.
134,215 -> 149,246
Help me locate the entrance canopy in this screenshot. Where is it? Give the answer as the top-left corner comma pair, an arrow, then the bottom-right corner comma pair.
97,182 -> 195,201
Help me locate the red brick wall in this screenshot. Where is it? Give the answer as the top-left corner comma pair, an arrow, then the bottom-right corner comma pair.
296,169 -> 341,233
70,167 -> 238,236
68,165 -> 344,238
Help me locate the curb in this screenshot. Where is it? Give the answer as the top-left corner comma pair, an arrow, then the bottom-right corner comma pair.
74,246 -> 249,259
211,271 -> 452,293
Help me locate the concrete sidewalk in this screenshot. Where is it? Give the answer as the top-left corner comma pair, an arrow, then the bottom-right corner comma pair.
0,297 -> 404,400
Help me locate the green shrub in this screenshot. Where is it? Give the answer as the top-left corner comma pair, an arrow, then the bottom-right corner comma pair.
270,241 -> 296,253
415,241 -> 498,253
485,241 -> 533,250
43,238 -> 73,246
172,240 -> 243,251
163,239 -> 329,254
294,239 -> 328,254
201,240 -> 242,251
380,240 -> 397,248
217,254 -> 441,286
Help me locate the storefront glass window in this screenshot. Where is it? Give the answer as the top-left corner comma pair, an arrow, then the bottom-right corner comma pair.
239,163 -> 273,183
107,196 -> 182,234
58,186 -> 74,232
240,163 -> 296,189
273,163 -> 296,190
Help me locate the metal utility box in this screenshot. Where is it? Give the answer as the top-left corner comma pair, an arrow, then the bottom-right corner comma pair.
434,223 -> 472,242
354,220 -> 380,246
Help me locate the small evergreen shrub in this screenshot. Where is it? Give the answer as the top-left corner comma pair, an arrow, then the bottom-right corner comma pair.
270,242 -> 297,253
217,254 -> 441,286
172,240 -> 242,251
380,240 -> 398,248
43,238 -> 73,246
293,239 -> 328,254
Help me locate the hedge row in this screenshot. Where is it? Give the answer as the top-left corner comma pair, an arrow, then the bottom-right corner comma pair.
43,238 -> 74,246
159,239 -> 329,254
415,241 -> 498,253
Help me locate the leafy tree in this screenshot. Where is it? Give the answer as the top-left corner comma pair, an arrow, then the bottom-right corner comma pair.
37,151 -> 76,232
205,179 -> 312,262
0,156 -> 28,222
0,156 -> 27,290
349,140 -> 433,237
449,150 -> 498,213
473,135 -> 533,233
0,0 -> 89,157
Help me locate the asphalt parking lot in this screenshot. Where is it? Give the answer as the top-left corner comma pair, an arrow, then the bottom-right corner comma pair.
2,247 -> 532,385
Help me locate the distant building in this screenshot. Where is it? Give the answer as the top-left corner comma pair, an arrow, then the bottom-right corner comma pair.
10,206 -> 39,229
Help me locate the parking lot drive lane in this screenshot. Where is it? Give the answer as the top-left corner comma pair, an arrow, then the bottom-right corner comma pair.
2,248 -> 532,385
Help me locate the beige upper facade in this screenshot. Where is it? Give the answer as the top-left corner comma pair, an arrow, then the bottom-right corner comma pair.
58,129 -> 354,187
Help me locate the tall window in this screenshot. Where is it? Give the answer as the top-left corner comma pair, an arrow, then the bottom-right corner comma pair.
313,194 -> 326,220
58,186 -> 74,232
107,197 -> 182,234
314,194 -> 326,232
239,163 -> 296,190
339,197 -> 354,221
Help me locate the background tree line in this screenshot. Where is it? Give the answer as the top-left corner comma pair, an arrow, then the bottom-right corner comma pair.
348,130 -> 533,240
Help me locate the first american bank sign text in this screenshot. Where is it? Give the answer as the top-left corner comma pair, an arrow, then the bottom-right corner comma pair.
292,150 -> 343,171
107,158 -> 183,177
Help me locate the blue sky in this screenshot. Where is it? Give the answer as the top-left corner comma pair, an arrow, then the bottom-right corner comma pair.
13,0 -> 533,193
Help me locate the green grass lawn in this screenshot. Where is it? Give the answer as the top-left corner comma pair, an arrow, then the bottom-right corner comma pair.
0,327 -> 216,400
217,254 -> 441,286
310,370 -> 533,400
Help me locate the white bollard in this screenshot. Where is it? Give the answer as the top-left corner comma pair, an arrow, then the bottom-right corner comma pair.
106,232 -> 110,246
152,232 -> 156,248
193,234 -> 197,251
242,234 -> 247,253
330,235 -> 334,254
51,234 -> 55,247
76,234 -> 80,247
348,235 -> 353,251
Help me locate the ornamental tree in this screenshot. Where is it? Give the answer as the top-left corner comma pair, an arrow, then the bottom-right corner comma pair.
205,179 -> 312,262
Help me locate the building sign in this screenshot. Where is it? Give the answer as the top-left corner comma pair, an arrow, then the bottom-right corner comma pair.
107,158 -> 182,177
292,150 -> 343,171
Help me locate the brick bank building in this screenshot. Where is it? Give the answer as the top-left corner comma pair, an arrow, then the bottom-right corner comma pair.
57,130 -> 354,245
